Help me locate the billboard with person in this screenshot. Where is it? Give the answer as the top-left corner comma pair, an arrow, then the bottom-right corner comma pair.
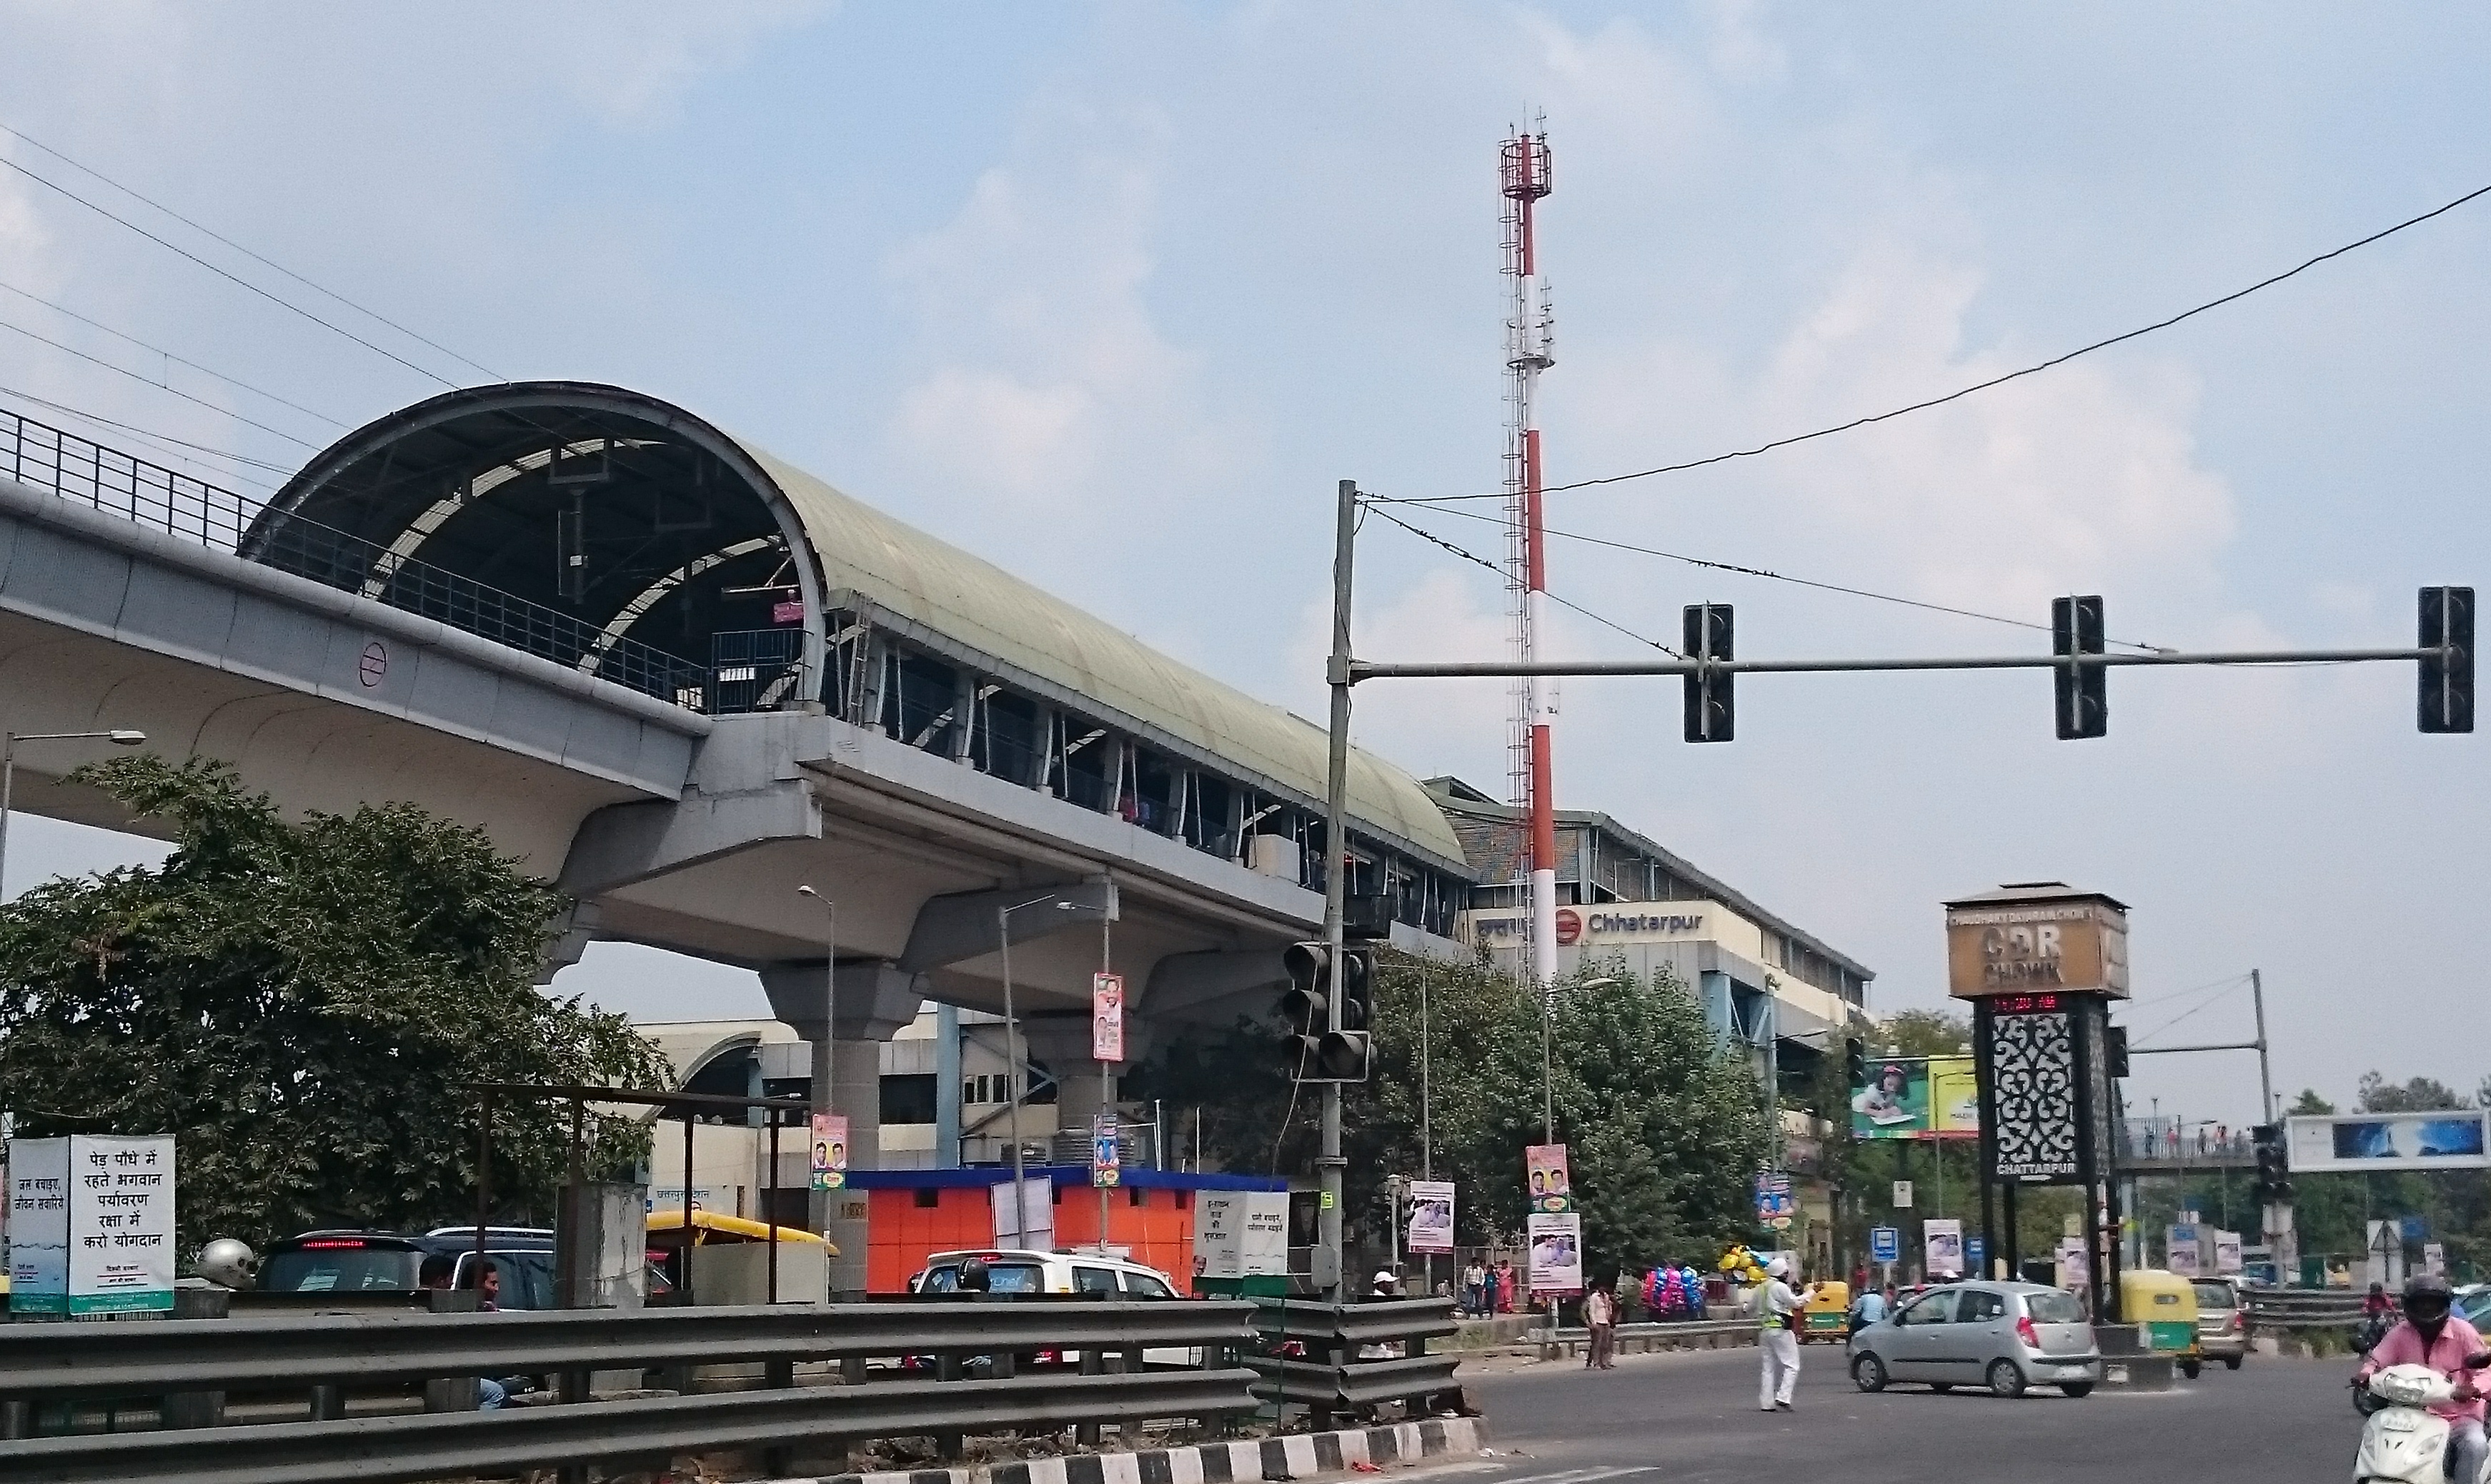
1851,1055 -> 1979,1140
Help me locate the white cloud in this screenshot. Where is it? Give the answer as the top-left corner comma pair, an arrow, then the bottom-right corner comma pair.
882,102 -> 1248,512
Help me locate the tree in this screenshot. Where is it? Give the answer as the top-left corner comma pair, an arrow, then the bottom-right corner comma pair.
1135,953 -> 1768,1283
1871,1008 -> 1970,1057
2358,1073 -> 2469,1113
2290,1089 -> 2337,1116
0,756 -> 670,1251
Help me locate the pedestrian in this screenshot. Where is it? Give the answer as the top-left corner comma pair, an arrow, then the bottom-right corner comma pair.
1754,1256 -> 1809,1413
1495,1258 -> 1517,1313
454,1258 -> 531,1410
1584,1278 -> 1619,1369
1463,1259 -> 1487,1317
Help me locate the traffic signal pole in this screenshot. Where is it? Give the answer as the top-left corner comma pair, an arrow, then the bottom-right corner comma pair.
1318,477 -> 1358,1304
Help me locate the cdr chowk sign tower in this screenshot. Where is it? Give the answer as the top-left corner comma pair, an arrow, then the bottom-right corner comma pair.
1944,882 -> 2129,1322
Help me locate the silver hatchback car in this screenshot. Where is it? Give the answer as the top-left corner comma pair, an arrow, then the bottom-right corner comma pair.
1848,1281 -> 2103,1398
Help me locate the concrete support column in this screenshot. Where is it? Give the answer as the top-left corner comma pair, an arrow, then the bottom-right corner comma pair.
1015,1013 -> 1156,1159
761,960 -> 923,1300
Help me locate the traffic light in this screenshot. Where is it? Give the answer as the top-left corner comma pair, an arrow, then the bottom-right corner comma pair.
1844,1038 -> 1866,1090
2052,594 -> 2107,739
2104,1025 -> 2129,1080
2420,586 -> 2474,734
1682,603 -> 1734,743
2251,1122 -> 2292,1204
1278,941 -> 1376,1082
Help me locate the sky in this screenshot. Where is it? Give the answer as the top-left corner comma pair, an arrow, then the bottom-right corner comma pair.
1,1 -> 2486,1130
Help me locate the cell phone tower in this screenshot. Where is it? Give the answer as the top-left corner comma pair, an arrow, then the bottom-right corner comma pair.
1500,121 -> 1557,990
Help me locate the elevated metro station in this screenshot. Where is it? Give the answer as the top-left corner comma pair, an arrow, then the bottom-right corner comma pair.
0,379 -> 1875,1286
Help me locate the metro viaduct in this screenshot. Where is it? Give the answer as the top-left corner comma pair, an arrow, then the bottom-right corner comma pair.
0,382 -> 1473,1280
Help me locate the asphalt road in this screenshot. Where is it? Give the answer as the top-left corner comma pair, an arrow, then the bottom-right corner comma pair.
1457,1343 -> 2361,1483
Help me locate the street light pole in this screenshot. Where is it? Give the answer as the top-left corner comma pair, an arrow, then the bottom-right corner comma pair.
0,729 -> 146,899
999,894 -> 1088,1245
795,885 -> 836,1237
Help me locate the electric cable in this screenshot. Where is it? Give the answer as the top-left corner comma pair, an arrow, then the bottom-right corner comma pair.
0,383 -> 292,486
1390,497 -> 2169,653
0,121 -> 504,384
0,153 -> 464,389
1380,179 -> 2491,506
0,278 -> 347,428
0,317 -> 321,448
1364,502 -> 1684,658
2129,977 -> 2252,1047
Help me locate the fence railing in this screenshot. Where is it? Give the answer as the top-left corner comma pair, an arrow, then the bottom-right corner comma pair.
0,1299 -> 1261,1484
1246,1297 -> 1459,1428
0,406 -> 710,709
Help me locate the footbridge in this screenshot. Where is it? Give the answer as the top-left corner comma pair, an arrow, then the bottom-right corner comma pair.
0,385 -> 1472,1275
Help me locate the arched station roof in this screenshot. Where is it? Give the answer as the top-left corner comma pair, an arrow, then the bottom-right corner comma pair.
249,382 -> 1466,870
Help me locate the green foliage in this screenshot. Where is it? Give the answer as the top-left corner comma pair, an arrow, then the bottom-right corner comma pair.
1871,1008 -> 1971,1057
2359,1073 -> 2467,1113
2290,1088 -> 2337,1116
0,756 -> 670,1251
1135,953 -> 1768,1281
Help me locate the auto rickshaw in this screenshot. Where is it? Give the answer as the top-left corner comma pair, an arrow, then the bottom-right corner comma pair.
645,1210 -> 836,1303
1801,1279 -> 1851,1343
2120,1267 -> 2204,1379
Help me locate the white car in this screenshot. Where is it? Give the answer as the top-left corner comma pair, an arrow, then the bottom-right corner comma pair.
910,1248 -> 1191,1368
911,1247 -> 1182,1300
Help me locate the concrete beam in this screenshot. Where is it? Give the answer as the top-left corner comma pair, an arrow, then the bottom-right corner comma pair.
759,960 -> 925,1044
898,877 -> 1120,975
559,779 -> 820,897
1141,947 -> 1292,1024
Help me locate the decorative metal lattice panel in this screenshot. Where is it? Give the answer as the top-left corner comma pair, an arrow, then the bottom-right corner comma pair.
1989,1010 -> 2082,1181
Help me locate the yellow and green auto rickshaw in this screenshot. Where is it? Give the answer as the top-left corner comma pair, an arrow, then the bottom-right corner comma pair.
1801,1280 -> 1851,1343
2121,1268 -> 2204,1379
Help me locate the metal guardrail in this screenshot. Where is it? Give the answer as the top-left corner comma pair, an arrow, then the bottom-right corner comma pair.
0,1300 -> 1256,1401
0,404 -> 709,707
2247,1290 -> 2368,1327
1246,1298 -> 1459,1421
6,1368 -> 1255,1484
1532,1318 -> 1759,1355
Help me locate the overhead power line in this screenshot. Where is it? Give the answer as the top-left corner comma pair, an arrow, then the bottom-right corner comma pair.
1392,497 -> 2169,653
1363,502 -> 1683,658
0,121 -> 503,384
0,317 -> 322,449
0,383 -> 293,485
1381,179 -> 2491,506
0,279 -> 347,429
0,152 -> 464,390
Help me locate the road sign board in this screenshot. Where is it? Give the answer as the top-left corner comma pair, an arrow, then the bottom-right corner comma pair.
1891,1180 -> 1914,1209
1869,1226 -> 1901,1264
1967,1235 -> 1987,1277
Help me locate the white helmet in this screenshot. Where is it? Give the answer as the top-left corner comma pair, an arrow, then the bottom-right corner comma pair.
1765,1256 -> 1789,1280
196,1238 -> 260,1290
1373,1269 -> 1401,1288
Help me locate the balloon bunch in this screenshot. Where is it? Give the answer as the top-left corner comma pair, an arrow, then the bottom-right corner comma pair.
1718,1244 -> 1768,1287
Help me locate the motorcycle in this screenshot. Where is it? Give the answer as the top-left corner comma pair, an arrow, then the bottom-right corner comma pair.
2354,1355 -> 2491,1483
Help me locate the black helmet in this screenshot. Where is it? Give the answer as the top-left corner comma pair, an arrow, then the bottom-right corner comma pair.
2405,1273 -> 2453,1324
958,1257 -> 992,1293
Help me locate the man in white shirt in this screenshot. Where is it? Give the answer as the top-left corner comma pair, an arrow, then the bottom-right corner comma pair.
1755,1257 -> 1809,1411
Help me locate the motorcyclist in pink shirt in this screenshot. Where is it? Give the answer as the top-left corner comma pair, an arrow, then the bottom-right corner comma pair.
2357,1274 -> 2487,1480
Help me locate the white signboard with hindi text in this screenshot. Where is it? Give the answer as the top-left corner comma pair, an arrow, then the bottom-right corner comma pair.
1527,1211 -> 1583,1295
1922,1218 -> 1963,1278
10,1135 -> 175,1315
1192,1190 -> 1289,1280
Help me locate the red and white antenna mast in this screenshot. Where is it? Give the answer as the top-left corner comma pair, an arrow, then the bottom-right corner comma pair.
1500,121 -> 1558,989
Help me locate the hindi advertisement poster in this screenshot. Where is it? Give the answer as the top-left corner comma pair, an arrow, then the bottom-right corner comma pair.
1528,1211 -> 1583,1295
1092,972 -> 1126,1063
1091,1114 -> 1121,1187
811,1113 -> 849,1191
1406,1180 -> 1455,1254
1922,1217 -> 1964,1279
1526,1144 -> 1571,1212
